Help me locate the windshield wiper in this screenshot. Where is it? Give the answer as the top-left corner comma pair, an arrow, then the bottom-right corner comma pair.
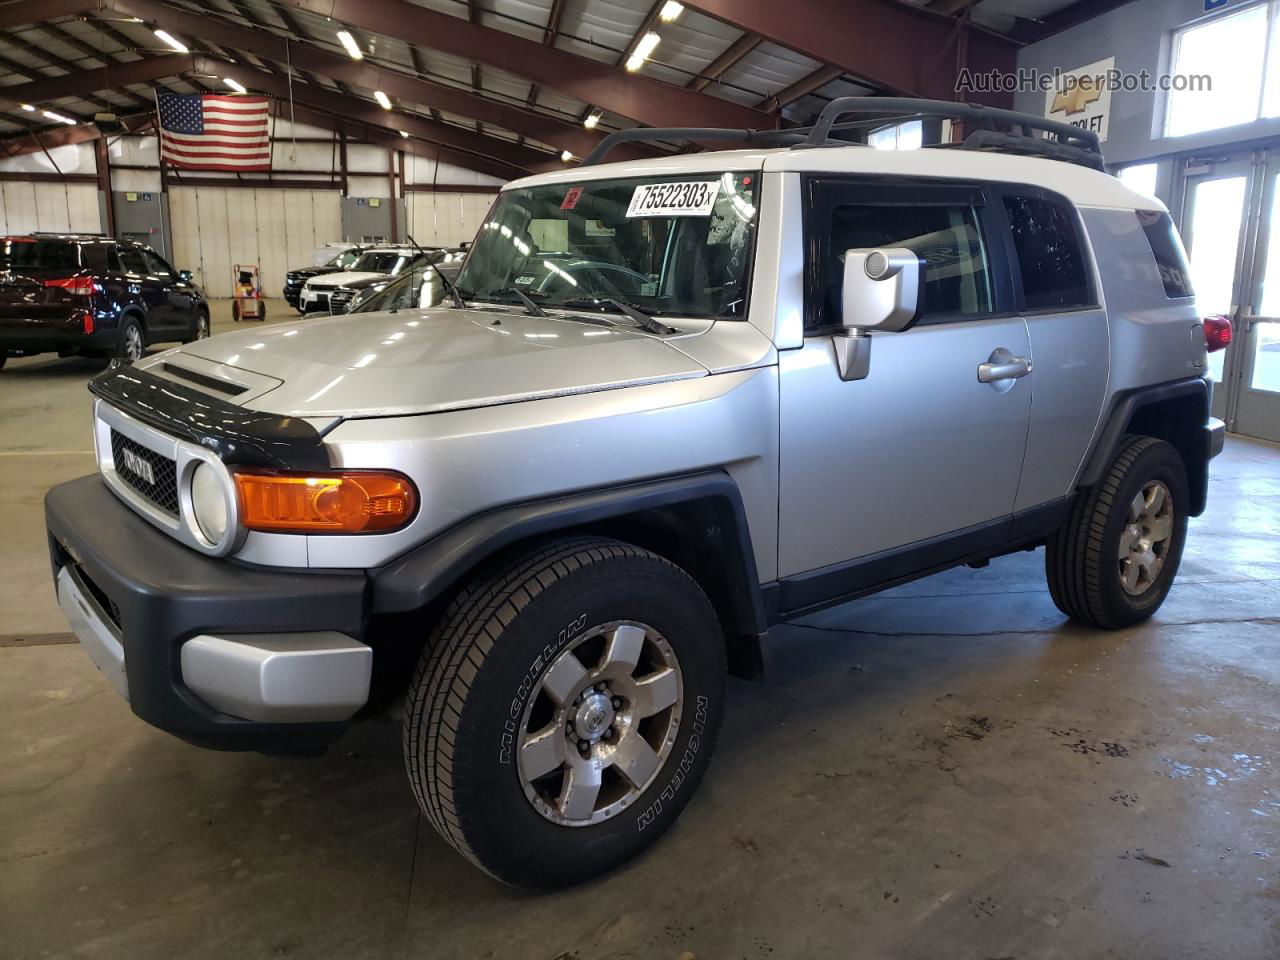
497,286 -> 547,317
406,233 -> 467,309
554,297 -> 676,335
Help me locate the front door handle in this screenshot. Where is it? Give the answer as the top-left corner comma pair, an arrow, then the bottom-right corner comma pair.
978,348 -> 1033,383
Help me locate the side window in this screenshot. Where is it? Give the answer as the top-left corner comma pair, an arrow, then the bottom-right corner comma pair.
1003,195 -> 1092,310
142,249 -> 175,278
118,246 -> 149,274
1135,210 -> 1194,299
822,203 -> 994,325
80,244 -> 112,272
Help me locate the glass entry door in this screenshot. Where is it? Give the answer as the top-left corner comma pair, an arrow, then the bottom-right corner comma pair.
1178,151 -> 1280,441
1179,159 -> 1253,423
1233,156 -> 1280,442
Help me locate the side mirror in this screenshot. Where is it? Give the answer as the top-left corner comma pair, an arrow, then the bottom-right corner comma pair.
179,269 -> 193,283
833,247 -> 923,382
841,247 -> 922,333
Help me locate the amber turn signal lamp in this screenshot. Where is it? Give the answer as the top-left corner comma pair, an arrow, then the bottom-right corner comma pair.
233,469 -> 417,533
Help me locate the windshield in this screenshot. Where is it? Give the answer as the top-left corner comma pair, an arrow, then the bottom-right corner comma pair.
351,251 -> 413,275
327,248 -> 361,269
455,172 -> 760,318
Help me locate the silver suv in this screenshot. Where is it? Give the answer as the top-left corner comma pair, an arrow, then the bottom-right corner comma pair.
45,99 -> 1226,889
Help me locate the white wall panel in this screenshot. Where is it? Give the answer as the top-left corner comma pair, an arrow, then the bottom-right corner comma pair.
169,188 -> 200,288
0,142 -> 94,175
66,184 -> 100,232
254,190 -> 288,301
310,190 -> 341,247
196,188 -> 232,297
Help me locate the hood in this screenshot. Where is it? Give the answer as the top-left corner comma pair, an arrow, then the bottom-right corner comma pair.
288,265 -> 339,279
146,307 -> 709,418
306,271 -> 388,289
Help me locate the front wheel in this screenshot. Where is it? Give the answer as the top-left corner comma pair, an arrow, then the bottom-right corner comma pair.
1046,436 -> 1189,628
183,310 -> 210,343
403,537 -> 726,888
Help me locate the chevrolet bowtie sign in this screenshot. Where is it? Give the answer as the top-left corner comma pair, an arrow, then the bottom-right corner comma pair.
1045,56 -> 1114,143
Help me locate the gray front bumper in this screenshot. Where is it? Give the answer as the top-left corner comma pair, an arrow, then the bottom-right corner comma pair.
55,559 -> 371,725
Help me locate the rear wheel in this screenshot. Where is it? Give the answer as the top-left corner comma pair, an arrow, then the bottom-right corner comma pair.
231,302 -> 241,322
403,537 -> 725,888
116,318 -> 144,362
1046,436 -> 1189,628
183,310 -> 210,343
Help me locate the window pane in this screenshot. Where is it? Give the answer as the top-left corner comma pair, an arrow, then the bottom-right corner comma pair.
1166,5 -> 1267,137
1252,322 -> 1280,391
1185,176 -> 1246,315
1136,211 -> 1195,299
869,119 -> 922,151
824,204 -> 992,322
119,247 -> 149,274
1117,163 -> 1158,197
1003,196 -> 1090,310
1255,175 -> 1280,315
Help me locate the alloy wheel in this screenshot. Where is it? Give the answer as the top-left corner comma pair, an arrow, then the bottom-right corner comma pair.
517,620 -> 683,827
122,324 -> 143,361
1118,479 -> 1174,596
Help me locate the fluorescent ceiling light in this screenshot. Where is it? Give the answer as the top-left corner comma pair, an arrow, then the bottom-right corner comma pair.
20,103 -> 34,111
659,1 -> 684,22
43,110 -> 76,125
583,110 -> 600,129
626,32 -> 660,71
224,77 -> 246,94
561,149 -> 573,162
153,29 -> 188,53
336,30 -> 363,60
374,90 -> 391,109
399,130 -> 409,138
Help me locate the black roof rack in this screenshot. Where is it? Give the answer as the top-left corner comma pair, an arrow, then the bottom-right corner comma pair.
581,97 -> 1105,171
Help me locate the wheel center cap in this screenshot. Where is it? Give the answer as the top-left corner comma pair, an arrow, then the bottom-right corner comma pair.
573,692 -> 615,742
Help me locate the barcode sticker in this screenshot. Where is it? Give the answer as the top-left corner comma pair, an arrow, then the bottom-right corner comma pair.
626,180 -> 721,218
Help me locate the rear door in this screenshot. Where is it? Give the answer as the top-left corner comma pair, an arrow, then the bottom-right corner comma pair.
776,177 -> 1033,596
143,247 -> 195,337
995,188 -> 1110,513
118,244 -> 169,332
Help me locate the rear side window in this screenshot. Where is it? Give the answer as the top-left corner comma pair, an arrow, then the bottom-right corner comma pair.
81,244 -> 118,272
1136,210 -> 1194,299
822,203 -> 994,323
118,246 -> 149,274
0,239 -> 78,270
1003,195 -> 1092,310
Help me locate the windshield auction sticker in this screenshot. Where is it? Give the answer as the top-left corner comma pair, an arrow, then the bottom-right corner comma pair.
627,180 -> 721,217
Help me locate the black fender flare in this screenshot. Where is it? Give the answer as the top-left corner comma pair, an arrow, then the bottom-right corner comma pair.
1077,377 -> 1211,516
369,471 -> 771,677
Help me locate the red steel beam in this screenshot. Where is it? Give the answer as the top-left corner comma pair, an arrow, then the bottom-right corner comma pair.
687,32 -> 761,93
274,0 -> 775,129
683,0 -> 1016,104
0,0 -> 95,31
0,54 -> 191,110
0,111 -> 154,158
103,0 -> 653,161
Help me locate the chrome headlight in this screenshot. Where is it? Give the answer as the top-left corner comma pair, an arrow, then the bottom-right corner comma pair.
190,461 -> 230,544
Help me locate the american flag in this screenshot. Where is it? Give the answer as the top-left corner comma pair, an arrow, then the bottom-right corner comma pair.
157,93 -> 271,171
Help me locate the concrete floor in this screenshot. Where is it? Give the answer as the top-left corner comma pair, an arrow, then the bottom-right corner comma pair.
2,303 -> 1278,959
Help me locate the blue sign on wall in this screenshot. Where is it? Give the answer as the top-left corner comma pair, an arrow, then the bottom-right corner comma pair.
1205,0 -> 1231,10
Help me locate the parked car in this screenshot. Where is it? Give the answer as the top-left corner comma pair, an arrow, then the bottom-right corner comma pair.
45,99 -> 1226,890
282,245 -> 366,311
507,251 -> 653,300
335,245 -> 465,313
298,246 -> 445,314
0,234 -> 208,369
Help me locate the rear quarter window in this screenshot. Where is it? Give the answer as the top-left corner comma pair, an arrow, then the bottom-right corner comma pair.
1135,210 -> 1194,299
1003,195 -> 1092,311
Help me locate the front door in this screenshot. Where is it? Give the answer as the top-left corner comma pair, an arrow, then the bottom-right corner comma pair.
777,178 -> 1032,602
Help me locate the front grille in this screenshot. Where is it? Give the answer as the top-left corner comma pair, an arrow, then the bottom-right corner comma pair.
110,429 -> 179,515
328,288 -> 355,312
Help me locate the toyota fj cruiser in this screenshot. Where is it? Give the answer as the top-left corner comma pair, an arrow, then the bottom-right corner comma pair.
45,99 -> 1225,889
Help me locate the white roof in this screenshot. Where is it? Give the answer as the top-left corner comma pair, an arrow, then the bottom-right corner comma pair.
506,144 -> 1163,213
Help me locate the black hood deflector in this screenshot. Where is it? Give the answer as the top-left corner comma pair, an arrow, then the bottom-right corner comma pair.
88,364 -> 330,470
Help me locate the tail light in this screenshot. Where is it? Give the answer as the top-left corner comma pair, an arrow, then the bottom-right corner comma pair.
1203,315 -> 1232,353
44,275 -> 95,297
233,469 -> 418,533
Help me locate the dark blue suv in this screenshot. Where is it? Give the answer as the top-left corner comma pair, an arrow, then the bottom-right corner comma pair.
0,234 -> 209,370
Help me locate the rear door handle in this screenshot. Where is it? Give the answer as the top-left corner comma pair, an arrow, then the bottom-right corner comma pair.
978,351 -> 1033,383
